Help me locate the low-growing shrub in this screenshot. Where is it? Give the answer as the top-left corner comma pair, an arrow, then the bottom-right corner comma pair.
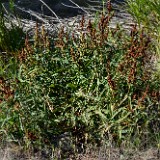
0,0 -> 159,158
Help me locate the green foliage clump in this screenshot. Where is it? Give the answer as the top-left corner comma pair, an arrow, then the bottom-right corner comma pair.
0,0 -> 160,157
0,2 -> 25,52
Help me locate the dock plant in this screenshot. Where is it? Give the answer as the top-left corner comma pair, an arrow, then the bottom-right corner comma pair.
0,0 -> 159,158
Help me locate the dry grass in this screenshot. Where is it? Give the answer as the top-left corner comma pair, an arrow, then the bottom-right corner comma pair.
0,143 -> 160,160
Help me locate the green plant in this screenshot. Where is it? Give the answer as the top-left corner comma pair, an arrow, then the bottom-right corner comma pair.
0,1 -> 25,52
0,0 -> 159,158
126,0 -> 160,81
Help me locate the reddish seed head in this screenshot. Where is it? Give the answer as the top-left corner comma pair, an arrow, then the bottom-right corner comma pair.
107,0 -> 112,12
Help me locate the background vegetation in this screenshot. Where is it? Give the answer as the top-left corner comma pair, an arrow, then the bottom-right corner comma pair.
127,0 -> 160,78
0,0 -> 160,159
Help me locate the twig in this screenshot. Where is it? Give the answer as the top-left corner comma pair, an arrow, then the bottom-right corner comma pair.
68,0 -> 89,15
38,0 -> 62,23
